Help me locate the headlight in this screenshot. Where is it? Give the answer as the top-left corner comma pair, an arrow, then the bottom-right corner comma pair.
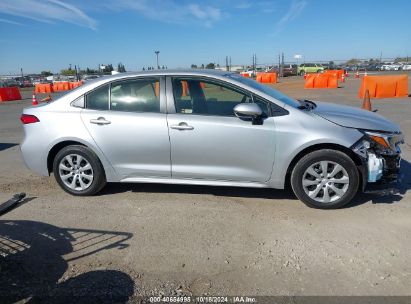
365,131 -> 390,149
363,131 -> 403,154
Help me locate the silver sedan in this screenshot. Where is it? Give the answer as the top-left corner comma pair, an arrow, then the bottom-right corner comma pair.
20,70 -> 403,209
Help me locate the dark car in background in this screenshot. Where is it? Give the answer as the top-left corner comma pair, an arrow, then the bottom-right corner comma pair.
281,64 -> 298,76
268,64 -> 298,76
365,64 -> 381,71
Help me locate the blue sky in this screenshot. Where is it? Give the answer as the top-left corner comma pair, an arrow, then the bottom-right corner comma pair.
0,0 -> 410,74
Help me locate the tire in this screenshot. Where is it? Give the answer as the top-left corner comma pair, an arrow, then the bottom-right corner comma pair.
53,145 -> 106,196
299,70 -> 305,76
316,69 -> 322,73
290,149 -> 359,209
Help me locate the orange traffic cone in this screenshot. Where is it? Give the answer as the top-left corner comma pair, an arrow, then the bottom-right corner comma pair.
362,89 -> 372,111
345,70 -> 349,77
364,70 -> 368,77
32,92 -> 38,106
303,72 -> 307,79
41,94 -> 52,102
355,71 -> 359,78
341,74 -> 345,83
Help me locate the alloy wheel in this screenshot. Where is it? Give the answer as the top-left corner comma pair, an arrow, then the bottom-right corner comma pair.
302,161 -> 350,203
58,154 -> 94,191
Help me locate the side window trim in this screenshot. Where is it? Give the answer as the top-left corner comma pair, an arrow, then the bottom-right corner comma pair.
71,95 -> 85,108
252,93 -> 289,117
85,76 -> 166,113
170,76 -> 253,117
85,83 -> 110,111
109,76 -> 164,114
168,76 -> 276,118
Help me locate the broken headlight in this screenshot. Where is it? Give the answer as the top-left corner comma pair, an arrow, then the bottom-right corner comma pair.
362,130 -> 403,156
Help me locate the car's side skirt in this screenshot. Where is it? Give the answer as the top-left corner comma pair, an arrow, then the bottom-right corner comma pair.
120,177 -> 270,188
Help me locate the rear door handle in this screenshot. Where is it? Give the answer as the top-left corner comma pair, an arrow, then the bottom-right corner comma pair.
90,117 -> 111,125
170,122 -> 194,130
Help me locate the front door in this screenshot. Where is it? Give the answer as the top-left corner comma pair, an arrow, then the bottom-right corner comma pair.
166,77 -> 276,183
81,77 -> 171,180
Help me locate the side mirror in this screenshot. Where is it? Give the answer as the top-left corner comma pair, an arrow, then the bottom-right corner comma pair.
234,103 -> 262,118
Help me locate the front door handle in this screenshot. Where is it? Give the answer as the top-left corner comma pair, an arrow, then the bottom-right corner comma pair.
90,117 -> 111,125
170,122 -> 194,130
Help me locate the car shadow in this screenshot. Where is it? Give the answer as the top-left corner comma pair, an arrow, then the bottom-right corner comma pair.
0,143 -> 18,152
100,182 -> 298,201
0,220 -> 134,303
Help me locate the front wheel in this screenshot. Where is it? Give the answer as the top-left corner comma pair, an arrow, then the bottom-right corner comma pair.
299,70 -> 305,76
53,145 -> 106,196
291,150 -> 359,209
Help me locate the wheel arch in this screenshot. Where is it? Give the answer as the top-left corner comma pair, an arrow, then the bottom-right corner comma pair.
284,143 -> 364,189
47,140 -> 87,174
47,138 -> 119,182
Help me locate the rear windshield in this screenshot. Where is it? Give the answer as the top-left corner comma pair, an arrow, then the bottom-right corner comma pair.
225,73 -> 300,108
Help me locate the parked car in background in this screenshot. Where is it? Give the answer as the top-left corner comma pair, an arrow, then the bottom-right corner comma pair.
365,64 -> 381,71
381,63 -> 402,71
402,63 -> 411,70
267,64 -> 298,76
20,70 -> 404,209
0,79 -> 19,87
298,63 -> 324,75
343,65 -> 357,71
281,64 -> 298,76
82,75 -> 101,82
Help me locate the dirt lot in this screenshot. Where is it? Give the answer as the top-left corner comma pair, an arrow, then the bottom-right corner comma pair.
1,73 -> 411,301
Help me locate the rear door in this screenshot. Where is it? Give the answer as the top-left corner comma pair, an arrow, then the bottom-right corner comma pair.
81,77 -> 171,180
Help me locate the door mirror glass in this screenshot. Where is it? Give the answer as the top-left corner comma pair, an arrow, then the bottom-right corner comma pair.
233,103 -> 262,118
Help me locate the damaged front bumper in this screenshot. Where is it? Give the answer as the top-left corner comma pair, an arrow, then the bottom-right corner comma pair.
352,131 -> 404,194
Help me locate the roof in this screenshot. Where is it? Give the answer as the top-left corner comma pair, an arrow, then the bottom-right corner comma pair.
106,69 -> 234,80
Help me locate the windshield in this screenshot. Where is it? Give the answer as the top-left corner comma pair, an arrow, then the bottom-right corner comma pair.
226,73 -> 301,108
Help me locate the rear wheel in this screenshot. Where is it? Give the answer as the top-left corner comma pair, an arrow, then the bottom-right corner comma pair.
53,145 -> 106,196
291,149 -> 359,209
299,70 -> 305,76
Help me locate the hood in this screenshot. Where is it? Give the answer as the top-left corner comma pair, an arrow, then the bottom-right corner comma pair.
312,101 -> 401,133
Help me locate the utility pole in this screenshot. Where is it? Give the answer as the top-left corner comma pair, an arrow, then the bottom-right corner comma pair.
20,68 -> 23,79
281,52 -> 284,77
226,56 -> 229,71
155,51 -> 160,69
229,56 -> 232,71
278,54 -> 281,77
252,53 -> 257,74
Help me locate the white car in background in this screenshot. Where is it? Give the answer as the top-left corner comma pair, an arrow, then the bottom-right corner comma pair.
402,63 -> 411,71
381,63 -> 402,71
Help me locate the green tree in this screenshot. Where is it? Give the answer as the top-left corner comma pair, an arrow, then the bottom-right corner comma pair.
101,64 -> 113,74
117,62 -> 126,73
191,64 -> 197,69
84,67 -> 98,74
205,63 -> 215,69
60,69 -> 76,76
345,58 -> 361,65
41,71 -> 53,77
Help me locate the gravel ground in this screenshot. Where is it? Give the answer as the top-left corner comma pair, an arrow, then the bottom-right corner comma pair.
1,73 -> 411,302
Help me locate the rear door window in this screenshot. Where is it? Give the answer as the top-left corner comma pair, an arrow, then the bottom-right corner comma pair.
110,78 -> 160,113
